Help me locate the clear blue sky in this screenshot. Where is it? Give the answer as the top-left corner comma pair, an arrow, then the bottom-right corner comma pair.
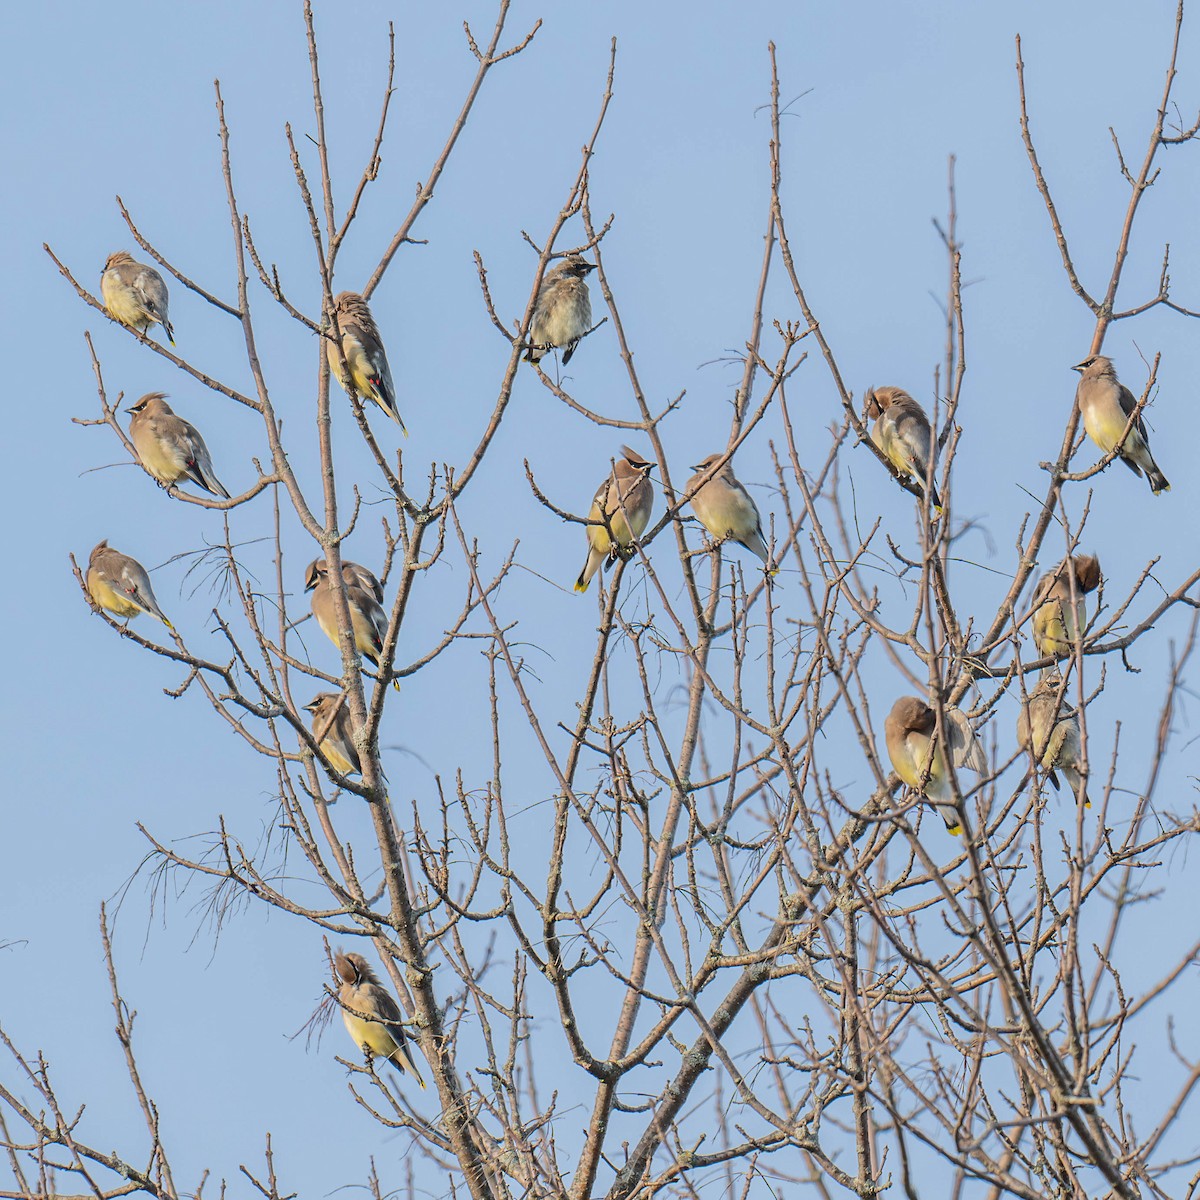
2,1 -> 1197,1194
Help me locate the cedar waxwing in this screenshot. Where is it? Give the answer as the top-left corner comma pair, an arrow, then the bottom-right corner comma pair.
85,540 -> 173,629
100,251 -> 174,344
575,446 -> 655,593
525,256 -> 595,366
1072,356 -> 1169,494
1030,554 -> 1102,658
304,558 -> 383,604
865,386 -> 942,512
127,393 -> 230,499
303,692 -> 361,777
326,292 -> 405,433
686,453 -> 774,570
307,565 -> 398,689
884,696 -> 987,835
334,951 -> 426,1088
1016,673 -> 1088,807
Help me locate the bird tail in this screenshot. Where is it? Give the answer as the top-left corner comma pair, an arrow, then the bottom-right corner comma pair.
389,1045 -> 427,1090
1060,766 -> 1090,808
1147,465 -> 1170,495
936,804 -> 962,836
927,480 -> 943,515
163,319 -> 176,346
575,548 -> 601,594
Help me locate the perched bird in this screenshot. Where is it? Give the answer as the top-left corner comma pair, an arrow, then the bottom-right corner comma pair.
1073,355 -> 1169,494
85,541 -> 173,629
307,562 -> 397,689
865,386 -> 942,512
1030,553 -> 1102,659
1016,674 -> 1088,807
334,951 -> 425,1088
686,453 -> 774,570
884,696 -> 988,835
525,256 -> 595,366
326,292 -> 405,433
100,251 -> 175,344
305,557 -> 383,604
127,393 -> 229,499
303,692 -> 361,777
575,446 -> 655,593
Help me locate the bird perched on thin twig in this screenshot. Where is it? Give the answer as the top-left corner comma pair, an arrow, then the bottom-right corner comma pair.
865,386 -> 942,513
127,393 -> 229,499
1016,673 -> 1088,808
304,693 -> 362,778
525,256 -> 595,366
884,696 -> 987,835
686,453 -> 775,571
575,446 -> 655,593
326,291 -> 405,433
101,251 -> 175,344
1073,355 -> 1169,494
334,951 -> 425,1088
1030,553 -> 1102,659
306,559 -> 398,689
86,541 -> 173,629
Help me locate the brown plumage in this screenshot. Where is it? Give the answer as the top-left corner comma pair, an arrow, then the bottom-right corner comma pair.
100,251 -> 174,344
85,540 -> 173,629
303,692 -> 362,777
686,453 -> 774,569
574,446 -> 655,593
326,291 -> 405,433
526,256 -> 595,366
304,558 -> 383,604
1016,673 -> 1088,807
128,393 -> 229,499
1073,355 -> 1169,494
1031,554 -> 1102,658
884,696 -> 987,835
334,951 -> 425,1087
306,560 -> 397,689
865,386 -> 942,512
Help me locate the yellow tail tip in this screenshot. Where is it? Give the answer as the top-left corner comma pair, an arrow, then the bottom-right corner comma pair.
573,580 -> 589,594
947,823 -> 962,837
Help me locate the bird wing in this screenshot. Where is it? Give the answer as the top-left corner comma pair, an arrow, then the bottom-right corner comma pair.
945,709 -> 987,774
1116,382 -> 1150,439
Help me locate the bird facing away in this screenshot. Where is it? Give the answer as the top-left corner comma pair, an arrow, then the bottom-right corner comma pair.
1073,356 -> 1169,494
1016,674 -> 1089,808
304,558 -> 384,605
574,446 -> 655,593
1031,553 -> 1102,659
525,256 -> 595,366
334,951 -> 426,1088
100,251 -> 175,344
865,386 -> 942,513
127,393 -> 229,499
86,541 -> 173,629
303,692 -> 362,777
326,292 -> 405,434
686,454 -> 774,570
307,563 -> 397,689
884,696 -> 988,835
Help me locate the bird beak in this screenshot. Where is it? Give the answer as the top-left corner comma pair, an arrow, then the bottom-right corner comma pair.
1071,361 -> 1086,373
